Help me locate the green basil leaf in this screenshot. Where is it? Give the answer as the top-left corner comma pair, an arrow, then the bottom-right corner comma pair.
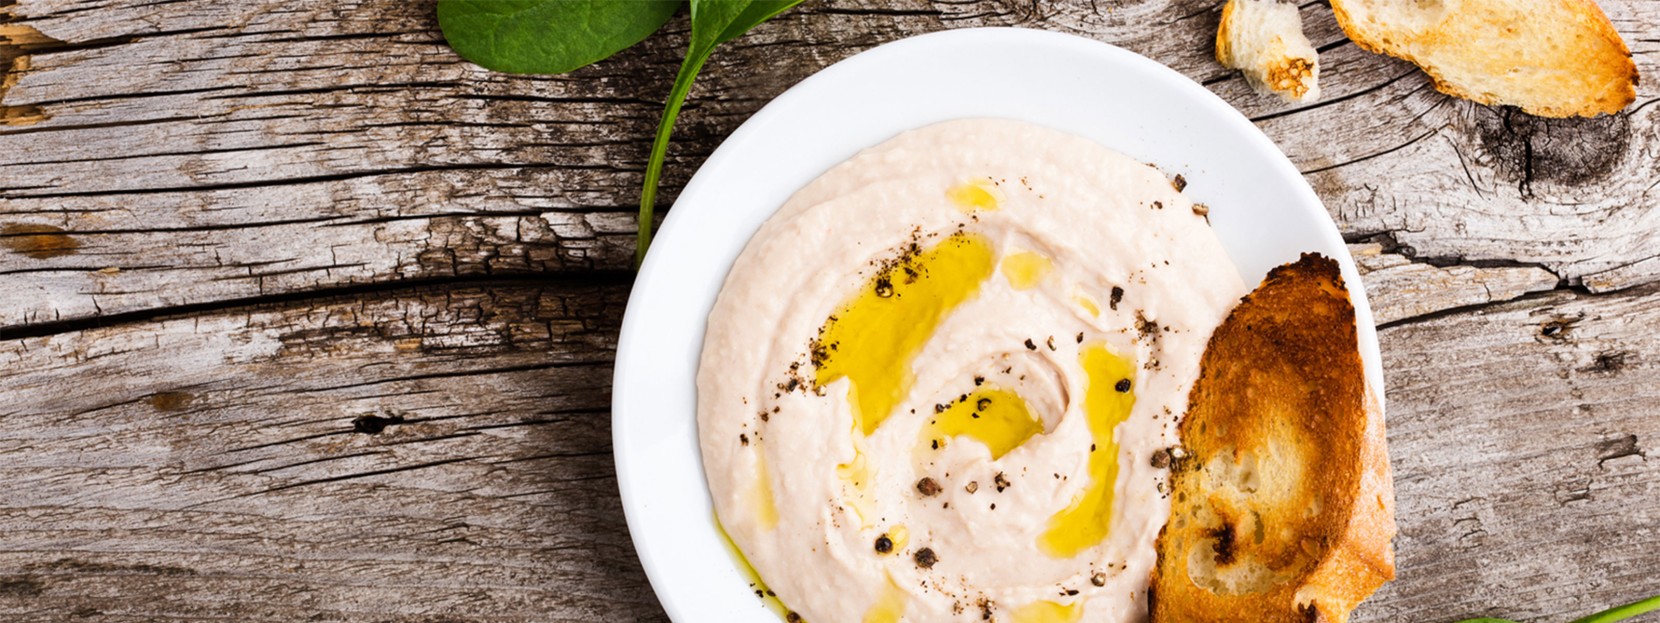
687,0 -> 753,53
437,0 -> 680,74
713,0 -> 801,44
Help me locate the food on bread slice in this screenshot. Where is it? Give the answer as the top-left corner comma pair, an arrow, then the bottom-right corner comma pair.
1329,0 -> 1637,117
1150,253 -> 1396,623
1216,0 -> 1322,103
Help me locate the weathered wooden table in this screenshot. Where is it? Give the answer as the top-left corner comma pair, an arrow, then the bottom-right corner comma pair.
2,1 -> 1656,621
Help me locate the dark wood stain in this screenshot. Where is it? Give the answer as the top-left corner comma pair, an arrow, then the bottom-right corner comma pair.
1,223 -> 79,259
1,24 -> 58,127
146,391 -> 194,412
352,412 -> 404,434
0,577 -> 43,597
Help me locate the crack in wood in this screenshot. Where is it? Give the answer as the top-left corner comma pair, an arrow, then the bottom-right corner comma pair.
0,113 -> 208,137
1250,68 -> 1421,124
1596,434 -> 1646,468
0,271 -> 631,340
194,456 -> 484,506
301,361 -> 612,394
1,162 -> 598,199
247,449 -> 391,475
1356,231 -> 1571,276
1301,124 -> 1440,176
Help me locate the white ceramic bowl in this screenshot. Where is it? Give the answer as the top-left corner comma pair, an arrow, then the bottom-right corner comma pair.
613,27 -> 1383,622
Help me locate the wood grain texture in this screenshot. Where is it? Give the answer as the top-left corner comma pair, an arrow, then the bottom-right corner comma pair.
1,0 -> 1656,327
1,0 -> 1657,621
1,280 -> 652,622
1366,284 -> 1660,623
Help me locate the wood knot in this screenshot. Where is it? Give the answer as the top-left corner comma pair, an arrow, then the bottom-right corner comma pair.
352,413 -> 405,434
1473,107 -> 1629,197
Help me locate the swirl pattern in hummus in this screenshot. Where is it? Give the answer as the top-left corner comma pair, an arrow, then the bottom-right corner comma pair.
697,119 -> 1247,623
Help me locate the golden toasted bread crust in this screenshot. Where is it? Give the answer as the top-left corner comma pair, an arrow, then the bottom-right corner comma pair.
1216,0 -> 1321,102
1329,0 -> 1637,117
1151,254 -> 1395,623
1214,0 -> 1238,67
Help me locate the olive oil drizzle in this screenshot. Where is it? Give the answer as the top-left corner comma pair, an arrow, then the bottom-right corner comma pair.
813,231 -> 998,436
1011,599 -> 1085,623
923,387 -> 1043,460
1040,343 -> 1136,557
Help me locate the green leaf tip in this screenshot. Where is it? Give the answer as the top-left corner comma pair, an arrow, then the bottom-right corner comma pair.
1454,594 -> 1660,623
437,0 -> 680,74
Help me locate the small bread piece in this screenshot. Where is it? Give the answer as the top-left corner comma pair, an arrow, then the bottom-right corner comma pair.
1151,254 -> 1396,623
1329,0 -> 1637,117
1216,0 -> 1321,103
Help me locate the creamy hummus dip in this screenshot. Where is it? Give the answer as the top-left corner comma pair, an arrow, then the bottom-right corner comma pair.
697,119 -> 1247,623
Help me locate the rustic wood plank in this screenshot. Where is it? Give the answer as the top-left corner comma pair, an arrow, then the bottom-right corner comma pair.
1350,242 -> 1561,326
1361,284 -> 1660,623
1,0 -> 1655,328
0,279 -> 655,622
